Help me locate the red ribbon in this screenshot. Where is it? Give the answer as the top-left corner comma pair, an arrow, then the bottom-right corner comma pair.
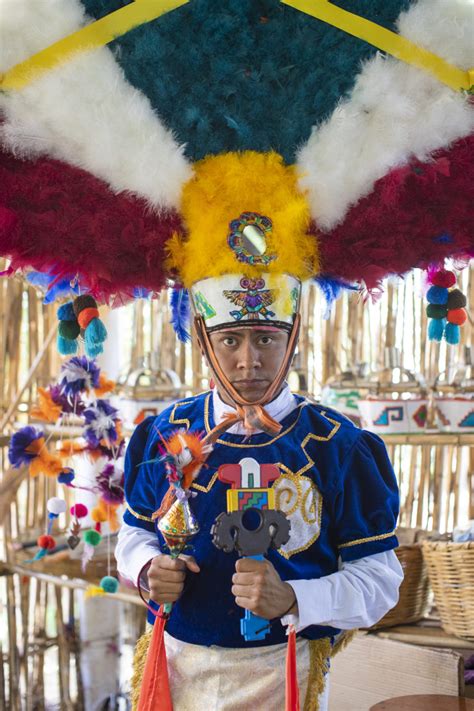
285,626 -> 300,711
137,610 -> 173,711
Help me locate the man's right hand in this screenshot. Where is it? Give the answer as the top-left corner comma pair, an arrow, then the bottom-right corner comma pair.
147,554 -> 200,605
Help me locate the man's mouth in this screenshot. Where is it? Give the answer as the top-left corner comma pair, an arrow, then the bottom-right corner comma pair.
233,379 -> 267,386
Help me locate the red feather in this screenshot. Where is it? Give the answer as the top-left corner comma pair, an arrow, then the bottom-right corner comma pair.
317,135 -> 474,289
0,150 -> 183,303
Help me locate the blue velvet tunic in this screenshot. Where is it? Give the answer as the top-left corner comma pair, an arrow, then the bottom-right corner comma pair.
124,392 -> 399,648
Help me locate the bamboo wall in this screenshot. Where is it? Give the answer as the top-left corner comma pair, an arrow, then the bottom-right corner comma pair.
1,265 -> 473,708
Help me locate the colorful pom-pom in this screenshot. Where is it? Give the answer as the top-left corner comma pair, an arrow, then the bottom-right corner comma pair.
445,322 -> 461,345
77,307 -> 100,330
70,503 -> 88,518
85,585 -> 106,598
58,468 -> 75,484
58,319 -> 80,340
447,308 -> 467,326
426,285 -> 448,305
426,304 -> 447,319
91,507 -> 108,523
431,270 -> 456,288
428,318 -> 445,342
447,289 -> 467,310
57,335 -> 78,355
83,529 -> 102,546
47,497 -> 67,515
57,302 -> 76,321
84,318 -> 107,357
73,294 -> 97,316
100,575 -> 119,593
37,534 -> 56,550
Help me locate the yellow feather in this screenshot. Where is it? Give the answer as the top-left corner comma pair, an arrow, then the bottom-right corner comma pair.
167,151 -> 319,287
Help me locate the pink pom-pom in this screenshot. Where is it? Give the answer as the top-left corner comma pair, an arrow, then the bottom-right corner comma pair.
431,270 -> 456,288
70,503 -> 88,518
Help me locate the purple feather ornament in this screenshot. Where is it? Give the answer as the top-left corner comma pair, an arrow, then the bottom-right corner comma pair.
8,426 -> 44,467
96,463 -> 125,505
83,400 -> 119,448
59,356 -> 101,396
49,384 -> 86,415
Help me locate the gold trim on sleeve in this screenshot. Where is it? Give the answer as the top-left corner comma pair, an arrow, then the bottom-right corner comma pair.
338,530 -> 396,549
296,412 -> 341,475
126,502 -> 154,523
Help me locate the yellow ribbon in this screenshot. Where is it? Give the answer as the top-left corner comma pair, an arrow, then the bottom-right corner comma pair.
1,0 -> 471,94
282,0 -> 473,92
0,0 -> 188,91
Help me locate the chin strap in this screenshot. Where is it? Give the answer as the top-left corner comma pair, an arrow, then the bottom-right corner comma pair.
194,313 -> 301,439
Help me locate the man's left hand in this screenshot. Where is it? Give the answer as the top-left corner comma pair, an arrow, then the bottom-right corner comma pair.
232,558 -> 298,619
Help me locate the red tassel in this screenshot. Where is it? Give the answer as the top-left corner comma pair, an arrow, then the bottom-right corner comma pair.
285,626 -> 300,711
137,611 -> 173,711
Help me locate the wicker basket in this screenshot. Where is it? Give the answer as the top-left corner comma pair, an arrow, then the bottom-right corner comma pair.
371,542 -> 430,629
422,540 -> 474,641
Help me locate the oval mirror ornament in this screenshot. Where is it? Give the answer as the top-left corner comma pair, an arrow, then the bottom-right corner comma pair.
227,212 -> 277,266
241,224 -> 267,256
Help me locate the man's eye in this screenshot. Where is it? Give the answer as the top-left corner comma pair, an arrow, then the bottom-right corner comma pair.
259,336 -> 272,345
223,338 -> 236,346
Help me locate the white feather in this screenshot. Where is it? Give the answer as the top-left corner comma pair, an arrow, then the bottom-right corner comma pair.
296,0 -> 474,231
0,0 -> 192,210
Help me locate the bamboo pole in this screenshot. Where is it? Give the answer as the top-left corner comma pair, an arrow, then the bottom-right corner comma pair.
432,446 -> 444,531
0,563 -> 143,606
55,586 -> 73,711
0,324 -> 56,433
0,643 -> 6,711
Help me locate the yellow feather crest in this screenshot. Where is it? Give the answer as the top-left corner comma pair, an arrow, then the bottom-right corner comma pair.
166,151 -> 318,287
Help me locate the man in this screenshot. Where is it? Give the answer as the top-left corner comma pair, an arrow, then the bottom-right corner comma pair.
116,277 -> 403,711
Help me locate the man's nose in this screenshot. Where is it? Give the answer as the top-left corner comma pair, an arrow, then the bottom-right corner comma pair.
237,341 -> 261,369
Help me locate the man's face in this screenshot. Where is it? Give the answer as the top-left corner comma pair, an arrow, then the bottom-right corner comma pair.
208,327 -> 289,403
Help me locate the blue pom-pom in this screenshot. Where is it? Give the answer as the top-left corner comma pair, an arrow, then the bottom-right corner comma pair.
428,318 -> 445,342
57,335 -> 78,355
170,287 -> 191,343
427,285 -> 448,305
445,322 -> 460,345
57,302 -> 76,321
58,469 -> 75,484
100,575 -> 119,593
84,318 -> 107,357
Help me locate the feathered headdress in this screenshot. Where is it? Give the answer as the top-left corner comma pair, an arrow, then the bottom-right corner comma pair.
0,0 -> 471,329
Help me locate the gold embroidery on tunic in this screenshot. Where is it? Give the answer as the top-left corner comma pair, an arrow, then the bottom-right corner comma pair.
274,465 -> 323,559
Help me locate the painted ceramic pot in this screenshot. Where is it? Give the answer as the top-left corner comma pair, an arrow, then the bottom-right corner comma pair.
320,385 -> 363,427
434,396 -> 474,432
358,398 -> 429,434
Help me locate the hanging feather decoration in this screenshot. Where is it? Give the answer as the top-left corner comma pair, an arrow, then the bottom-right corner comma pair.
313,275 -> 358,319
170,286 -> 191,343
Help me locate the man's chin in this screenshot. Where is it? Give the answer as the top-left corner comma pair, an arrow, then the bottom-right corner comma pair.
232,384 -> 268,402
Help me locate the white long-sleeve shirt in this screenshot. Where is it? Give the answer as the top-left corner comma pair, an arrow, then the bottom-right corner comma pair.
116,385 -> 404,631
116,522 -> 402,630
